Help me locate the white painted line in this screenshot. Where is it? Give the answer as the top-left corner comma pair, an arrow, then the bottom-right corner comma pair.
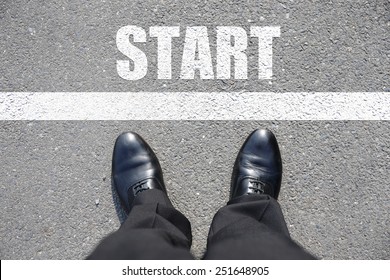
0,92 -> 389,120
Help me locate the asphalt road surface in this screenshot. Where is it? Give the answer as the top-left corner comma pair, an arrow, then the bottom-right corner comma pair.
0,0 -> 389,259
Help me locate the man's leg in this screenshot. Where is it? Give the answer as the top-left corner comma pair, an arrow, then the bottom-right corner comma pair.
204,194 -> 315,259
87,132 -> 193,259
204,129 -> 316,259
87,189 -> 193,259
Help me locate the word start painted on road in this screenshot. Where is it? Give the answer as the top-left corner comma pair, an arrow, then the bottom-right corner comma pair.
116,26 -> 280,80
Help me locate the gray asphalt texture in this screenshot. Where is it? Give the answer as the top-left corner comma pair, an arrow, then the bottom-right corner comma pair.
1,0 -> 389,91
1,0 -> 389,259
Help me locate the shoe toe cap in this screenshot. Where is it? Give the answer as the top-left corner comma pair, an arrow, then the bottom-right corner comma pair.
243,129 -> 282,166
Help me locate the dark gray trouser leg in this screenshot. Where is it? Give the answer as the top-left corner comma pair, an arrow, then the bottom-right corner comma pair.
87,189 -> 194,260
203,194 -> 317,260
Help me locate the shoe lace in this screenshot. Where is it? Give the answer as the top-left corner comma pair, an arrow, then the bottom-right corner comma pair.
248,179 -> 266,194
132,179 -> 151,196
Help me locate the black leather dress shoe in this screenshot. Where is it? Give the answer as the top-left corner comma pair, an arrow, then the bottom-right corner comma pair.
112,132 -> 167,214
230,129 -> 283,200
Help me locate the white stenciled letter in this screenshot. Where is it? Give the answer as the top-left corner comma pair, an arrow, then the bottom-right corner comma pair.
180,26 -> 214,79
116,25 -> 148,80
150,26 -> 180,79
250,26 -> 281,79
216,26 -> 248,79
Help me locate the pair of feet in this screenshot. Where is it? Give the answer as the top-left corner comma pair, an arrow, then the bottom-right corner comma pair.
112,129 -> 283,214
